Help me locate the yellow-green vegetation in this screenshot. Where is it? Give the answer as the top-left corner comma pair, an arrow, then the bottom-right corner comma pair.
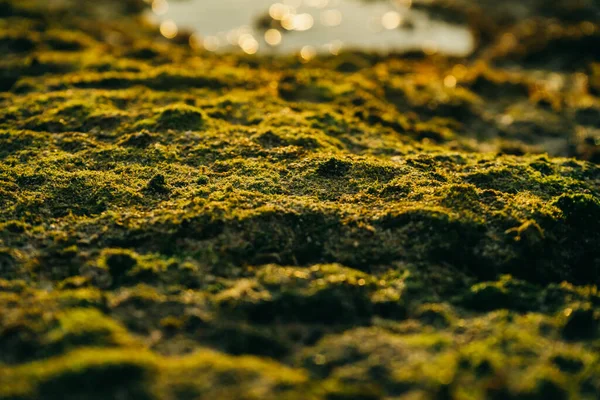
0,0 -> 599,399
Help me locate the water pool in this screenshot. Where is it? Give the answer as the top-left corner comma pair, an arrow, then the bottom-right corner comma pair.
149,0 -> 474,56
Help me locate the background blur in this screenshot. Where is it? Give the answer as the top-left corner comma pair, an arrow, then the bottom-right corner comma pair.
147,0 -> 474,56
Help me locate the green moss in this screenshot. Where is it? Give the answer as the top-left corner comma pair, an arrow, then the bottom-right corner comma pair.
460,275 -> 540,312
560,304 -> 599,340
278,73 -> 337,103
98,248 -> 138,286
0,0 -> 599,398
143,174 -> 170,195
0,349 -> 157,400
132,104 -> 206,132
215,264 -> 397,324
45,308 -> 136,351
315,157 -> 352,178
414,303 -> 455,328
553,193 -> 600,228
155,104 -> 205,130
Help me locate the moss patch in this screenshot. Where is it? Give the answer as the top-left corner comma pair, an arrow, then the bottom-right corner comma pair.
0,0 -> 599,399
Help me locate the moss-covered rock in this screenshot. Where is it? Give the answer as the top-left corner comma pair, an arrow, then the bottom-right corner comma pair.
0,0 -> 599,399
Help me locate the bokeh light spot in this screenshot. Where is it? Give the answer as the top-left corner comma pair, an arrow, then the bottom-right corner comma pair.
160,20 -> 178,39
265,29 -> 283,46
382,11 -> 402,30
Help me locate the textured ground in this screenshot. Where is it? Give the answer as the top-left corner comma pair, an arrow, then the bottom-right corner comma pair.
0,1 -> 599,399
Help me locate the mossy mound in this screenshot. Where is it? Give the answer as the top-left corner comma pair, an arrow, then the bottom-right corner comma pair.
0,1 -> 599,399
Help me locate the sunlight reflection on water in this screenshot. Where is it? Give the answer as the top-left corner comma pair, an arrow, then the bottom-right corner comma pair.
147,0 -> 475,57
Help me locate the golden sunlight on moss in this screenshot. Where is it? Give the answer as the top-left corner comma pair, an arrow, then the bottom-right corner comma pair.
0,1 -> 598,400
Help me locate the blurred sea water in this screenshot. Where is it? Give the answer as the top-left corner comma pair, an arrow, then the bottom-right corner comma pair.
150,0 -> 475,56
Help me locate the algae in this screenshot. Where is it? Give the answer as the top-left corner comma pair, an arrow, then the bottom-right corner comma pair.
0,0 -> 599,399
